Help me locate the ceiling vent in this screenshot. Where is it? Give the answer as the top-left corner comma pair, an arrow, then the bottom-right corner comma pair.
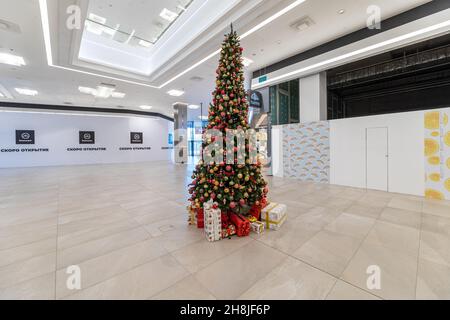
0,19 -> 21,34
290,16 -> 315,32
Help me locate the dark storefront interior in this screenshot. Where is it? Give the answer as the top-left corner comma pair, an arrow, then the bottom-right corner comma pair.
327,33 -> 450,120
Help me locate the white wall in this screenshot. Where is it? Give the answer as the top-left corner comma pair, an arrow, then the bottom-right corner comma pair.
330,110 -> 425,196
299,72 -> 327,123
271,125 -> 283,177
0,111 -> 174,168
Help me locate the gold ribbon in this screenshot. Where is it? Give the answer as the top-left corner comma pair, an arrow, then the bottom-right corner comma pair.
264,203 -> 286,229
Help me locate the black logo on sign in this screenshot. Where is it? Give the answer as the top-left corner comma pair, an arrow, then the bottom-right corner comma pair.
130,132 -> 143,144
79,131 -> 95,144
16,130 -> 35,144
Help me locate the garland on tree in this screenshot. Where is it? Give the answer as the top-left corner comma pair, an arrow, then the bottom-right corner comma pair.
188,28 -> 268,213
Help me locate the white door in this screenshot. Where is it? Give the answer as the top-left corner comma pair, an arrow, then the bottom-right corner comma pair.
366,127 -> 388,191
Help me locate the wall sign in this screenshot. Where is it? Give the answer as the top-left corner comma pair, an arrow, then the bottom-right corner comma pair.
16,130 -> 35,145
79,131 -> 95,144
249,91 -> 263,109
130,132 -> 143,144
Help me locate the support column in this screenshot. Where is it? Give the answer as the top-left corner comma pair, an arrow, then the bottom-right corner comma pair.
173,103 -> 188,164
299,72 -> 327,123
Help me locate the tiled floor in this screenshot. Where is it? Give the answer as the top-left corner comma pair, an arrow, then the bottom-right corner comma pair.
0,161 -> 450,300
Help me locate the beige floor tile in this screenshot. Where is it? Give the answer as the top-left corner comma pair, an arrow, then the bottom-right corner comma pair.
420,231 -> 450,267
171,236 -> 253,273
293,230 -> 362,277
379,207 -> 422,229
143,217 -> 204,252
254,216 -> 321,254
56,238 -> 168,299
358,193 -> 391,208
57,227 -> 150,268
422,200 -> 450,218
416,258 -> 450,300
295,207 -> 341,230
326,280 -> 381,300
58,211 -> 131,236
194,241 -> 287,299
58,205 -> 129,225
57,218 -> 140,250
0,252 -> 56,289
239,257 -> 336,300
0,238 -> 56,268
344,203 -> 383,219
324,213 -> 375,240
422,214 -> 450,236
342,242 -> 417,300
388,197 -> 422,213
0,273 -> 55,300
365,221 -> 420,255
64,255 -> 188,300
0,203 -> 57,228
151,276 -> 216,300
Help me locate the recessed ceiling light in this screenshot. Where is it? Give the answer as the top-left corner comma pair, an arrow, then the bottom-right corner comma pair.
338,9 -> 345,14
15,88 -> 38,96
159,8 -> 178,22
0,53 -> 26,66
139,105 -> 153,110
0,92 -> 4,97
242,57 -> 254,67
188,104 -> 200,110
167,89 -> 185,97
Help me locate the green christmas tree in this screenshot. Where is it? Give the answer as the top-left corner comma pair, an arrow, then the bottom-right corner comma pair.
188,28 -> 268,213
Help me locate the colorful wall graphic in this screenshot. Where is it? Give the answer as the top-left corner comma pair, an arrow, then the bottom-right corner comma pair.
282,121 -> 330,183
424,109 -> 450,200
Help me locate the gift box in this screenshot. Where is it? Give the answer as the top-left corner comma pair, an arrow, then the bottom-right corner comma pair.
187,206 -> 196,226
261,202 -> 287,231
196,208 -> 204,229
204,200 -> 222,242
222,224 -> 236,238
249,204 -> 261,220
230,213 -> 250,237
250,221 -> 265,234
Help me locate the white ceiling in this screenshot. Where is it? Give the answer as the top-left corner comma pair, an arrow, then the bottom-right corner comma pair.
0,0 -> 431,120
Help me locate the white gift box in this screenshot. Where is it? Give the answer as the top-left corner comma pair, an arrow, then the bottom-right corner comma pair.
251,221 -> 265,234
261,202 -> 287,231
204,200 -> 222,242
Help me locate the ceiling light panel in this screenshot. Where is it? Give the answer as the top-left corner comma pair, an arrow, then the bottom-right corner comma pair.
139,105 -> 153,110
0,53 -> 26,66
167,89 -> 185,97
15,88 -> 38,96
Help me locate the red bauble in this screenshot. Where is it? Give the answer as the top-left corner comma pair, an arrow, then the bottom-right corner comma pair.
230,202 -> 236,209
239,199 -> 246,206
226,165 -> 232,171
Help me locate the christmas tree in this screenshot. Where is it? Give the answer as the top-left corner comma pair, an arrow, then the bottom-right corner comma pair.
188,28 -> 268,213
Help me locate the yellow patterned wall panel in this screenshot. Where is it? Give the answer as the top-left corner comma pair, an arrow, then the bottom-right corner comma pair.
425,109 -> 450,200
